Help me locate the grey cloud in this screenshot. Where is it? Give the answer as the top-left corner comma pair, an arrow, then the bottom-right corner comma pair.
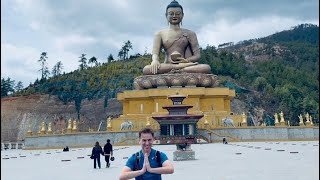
4,0 -> 318,86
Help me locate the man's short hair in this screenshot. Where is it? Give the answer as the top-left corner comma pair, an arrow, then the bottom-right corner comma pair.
139,128 -> 154,138
107,139 -> 110,143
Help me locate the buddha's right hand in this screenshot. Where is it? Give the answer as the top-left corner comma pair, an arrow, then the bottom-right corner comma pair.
150,61 -> 160,74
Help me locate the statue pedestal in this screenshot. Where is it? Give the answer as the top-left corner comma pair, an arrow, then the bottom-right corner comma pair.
173,150 -> 195,161
299,122 -> 305,126
305,122 -> 312,127
279,121 -> 285,126
67,129 -> 72,133
40,130 -> 46,135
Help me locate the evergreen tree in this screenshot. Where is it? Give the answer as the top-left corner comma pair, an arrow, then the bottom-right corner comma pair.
78,54 -> 88,70
52,61 -> 63,77
38,52 -> 50,80
107,54 -> 114,63
1,77 -> 15,97
88,56 -> 98,67
15,81 -> 23,92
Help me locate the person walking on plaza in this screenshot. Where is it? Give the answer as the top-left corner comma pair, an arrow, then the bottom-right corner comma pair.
119,128 -> 174,180
103,139 -> 113,168
91,141 -> 103,169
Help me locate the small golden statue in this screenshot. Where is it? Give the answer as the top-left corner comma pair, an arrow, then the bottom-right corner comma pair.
39,122 -> 46,135
305,112 -> 310,122
47,122 -> 52,134
72,120 -> 77,131
298,114 -> 304,125
67,119 -> 72,129
204,114 -> 209,125
107,116 -> 112,129
280,111 -> 285,122
27,124 -> 33,136
40,121 -> 46,132
274,113 -> 279,124
146,117 -> 151,127
241,112 -> 247,123
38,125 -> 41,135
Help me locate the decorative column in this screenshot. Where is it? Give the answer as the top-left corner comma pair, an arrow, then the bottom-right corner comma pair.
72,120 -> 78,132
188,124 -> 194,135
241,112 -> 247,127
47,122 -> 53,135
40,121 -> 46,135
67,119 -> 72,133
274,113 -> 280,126
156,103 -> 159,113
298,114 -> 304,126
279,111 -> 285,126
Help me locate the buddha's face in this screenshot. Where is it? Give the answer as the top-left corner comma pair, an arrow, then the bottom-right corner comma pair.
166,7 -> 183,25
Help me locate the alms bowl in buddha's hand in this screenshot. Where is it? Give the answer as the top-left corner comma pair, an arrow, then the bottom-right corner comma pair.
170,51 -> 182,63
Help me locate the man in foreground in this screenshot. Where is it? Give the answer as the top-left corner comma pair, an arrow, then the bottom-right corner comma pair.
119,128 -> 174,180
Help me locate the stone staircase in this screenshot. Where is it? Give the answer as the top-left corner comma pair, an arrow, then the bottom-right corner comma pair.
200,128 -> 240,142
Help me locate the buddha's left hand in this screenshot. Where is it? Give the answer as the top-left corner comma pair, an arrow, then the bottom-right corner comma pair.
175,57 -> 189,63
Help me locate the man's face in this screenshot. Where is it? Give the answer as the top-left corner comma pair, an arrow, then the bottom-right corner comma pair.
139,133 -> 154,152
166,7 -> 183,25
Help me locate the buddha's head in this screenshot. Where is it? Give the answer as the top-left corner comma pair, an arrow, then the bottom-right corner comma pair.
166,0 -> 184,25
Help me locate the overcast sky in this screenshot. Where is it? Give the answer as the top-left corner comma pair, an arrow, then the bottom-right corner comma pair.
1,0 -> 319,87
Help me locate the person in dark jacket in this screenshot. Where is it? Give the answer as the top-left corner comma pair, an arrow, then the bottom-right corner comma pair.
103,139 -> 113,168
63,146 -> 69,152
91,141 -> 103,169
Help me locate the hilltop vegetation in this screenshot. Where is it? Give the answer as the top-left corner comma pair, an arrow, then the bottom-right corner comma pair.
2,24 -> 319,126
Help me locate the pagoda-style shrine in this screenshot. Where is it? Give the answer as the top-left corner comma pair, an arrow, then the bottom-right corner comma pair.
152,93 -> 204,161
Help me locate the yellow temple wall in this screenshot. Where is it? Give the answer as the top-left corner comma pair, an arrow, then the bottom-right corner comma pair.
111,87 -> 242,131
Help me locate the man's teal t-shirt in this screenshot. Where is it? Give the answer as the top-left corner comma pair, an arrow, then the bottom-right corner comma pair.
125,148 -> 169,180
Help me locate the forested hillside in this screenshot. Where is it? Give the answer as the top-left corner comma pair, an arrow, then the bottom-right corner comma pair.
2,24 -> 319,126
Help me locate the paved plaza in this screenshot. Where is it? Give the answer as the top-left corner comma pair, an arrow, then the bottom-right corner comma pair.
1,141 -> 319,180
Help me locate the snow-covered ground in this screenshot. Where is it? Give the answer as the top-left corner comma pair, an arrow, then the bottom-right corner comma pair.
1,141 -> 319,180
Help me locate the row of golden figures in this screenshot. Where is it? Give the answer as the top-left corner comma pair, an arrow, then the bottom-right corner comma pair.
27,119 -> 78,136
273,111 -> 314,126
27,111 -> 314,136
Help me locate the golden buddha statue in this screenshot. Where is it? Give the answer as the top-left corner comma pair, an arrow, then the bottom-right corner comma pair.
143,0 -> 211,75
